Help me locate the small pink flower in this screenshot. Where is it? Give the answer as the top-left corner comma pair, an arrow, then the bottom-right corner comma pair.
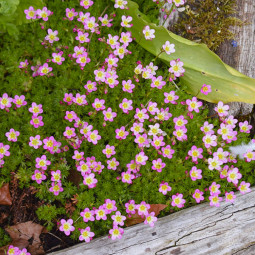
83,173 -> 98,188
32,169 -> 46,184
30,115 -> 44,128
76,53 -> 91,67
115,126 -> 129,140
144,212 -> 157,227
188,146 -> 203,162
84,81 -> 97,93
19,59 -> 29,69
239,121 -> 252,133
119,98 -> 133,114
5,129 -> 20,142
49,182 -> 63,195
136,201 -> 150,216
238,181 -> 251,194
225,191 -> 236,203
52,52 -> 65,65
186,97 -> 203,113
51,170 -> 61,182
104,199 -> 117,214
107,157 -> 119,170
161,145 -> 175,159
103,145 -> 116,158
109,226 -> 124,240
159,182 -> 171,195
80,208 -> 95,222
63,93 -> 73,105
13,95 -> 27,108
0,143 -> 10,159
38,63 -> 53,76
103,108 -> 117,122
169,59 -> 185,77
0,93 -> 12,109
87,130 -> 101,144
76,31 -> 90,43
200,84 -> 212,95
45,29 -> 59,44
214,101 -> 229,117
37,7 -> 51,21
92,98 -> 105,111
59,219 -> 75,236
111,211 -> 126,226
66,8 -> 78,20
24,6 -> 37,19
151,76 -> 166,89
121,171 -> 135,184
122,80 -> 135,93
95,205 -> 107,220
73,93 -> 87,106
125,200 -> 136,215
79,227 -> 95,242
63,127 -> 76,139
29,135 -> 42,149
164,91 -> 179,104
209,182 -> 221,195
121,15 -> 132,28
80,0 -> 94,9
209,194 -> 222,207
190,166 -> 202,181
135,152 -> 148,165
171,194 -> 186,208
35,155 -> 51,170
192,189 -> 204,203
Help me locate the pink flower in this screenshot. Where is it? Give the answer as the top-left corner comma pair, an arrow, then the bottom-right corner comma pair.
87,130 -> 101,144
122,80 -> 135,93
186,97 -> 202,113
114,45 -> 127,59
79,227 -> 95,242
244,150 -> 255,162
45,29 -> 59,43
119,98 -> 133,113
107,157 -> 119,170
24,6 -> 37,19
80,122 -> 93,137
190,166 -> 202,181
173,127 -> 187,141
131,122 -> 144,135
214,101 -> 229,117
109,226 -> 124,240
162,41 -> 175,55
0,93 -> 12,109
49,182 -> 63,195
238,181 -> 251,194
73,93 -> 87,106
103,108 -> 117,122
209,182 -> 221,195
188,145 -> 203,162
63,127 -> 76,139
35,155 -> 51,170
208,157 -> 223,171
92,98 -> 105,111
120,31 -> 132,46
143,25 -> 155,40
151,76 -> 166,89
65,111 -> 77,122
52,52 -> 65,65
30,115 -> 44,128
200,84 -> 212,95
84,17 -> 98,32
0,143 -> 10,159
38,63 -> 53,76
13,95 -> 27,108
227,168 -> 242,185
72,150 -> 84,161
63,93 -> 73,105
135,133 -> 149,148
135,152 -> 148,165
59,219 -> 75,236
104,199 -> 117,214
111,211 -> 126,226
29,135 -> 42,149
200,121 -> 214,134
103,145 -> 116,158
202,134 -> 217,148
107,34 -> 119,49
76,31 -> 90,43
159,182 -> 171,195
209,194 -> 222,207
164,91 -> 179,104
121,171 -> 135,184
125,200 -> 136,215
151,136 -> 165,149
144,212 -> 157,227
225,191 -> 236,203
5,129 -> 20,142
95,205 -> 107,220
19,59 -> 29,69
84,80 -> 97,93
66,8 -> 78,20
115,126 -> 129,140
76,53 -> 91,67
105,54 -> 119,68
80,0 -> 94,9
239,121 -> 252,133
29,102 -> 43,116
36,7 -> 51,21
136,201 -> 150,216
192,189 -> 204,203
7,245 -> 20,255
32,169 -> 46,184
51,170 -> 61,182
161,145 -> 175,159
147,102 -> 159,115
169,59 -> 185,77
80,208 -> 95,222
171,194 -> 185,208
83,173 -> 98,188
121,15 -> 132,28
134,108 -> 149,122
98,14 -> 113,27
213,147 -> 229,163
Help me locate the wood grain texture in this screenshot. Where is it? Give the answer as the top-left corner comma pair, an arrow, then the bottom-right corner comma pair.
49,188 -> 255,255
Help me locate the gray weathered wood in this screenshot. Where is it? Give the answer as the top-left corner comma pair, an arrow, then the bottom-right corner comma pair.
49,188 -> 255,255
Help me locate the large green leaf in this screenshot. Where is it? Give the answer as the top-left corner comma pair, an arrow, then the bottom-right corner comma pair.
118,0 -> 255,104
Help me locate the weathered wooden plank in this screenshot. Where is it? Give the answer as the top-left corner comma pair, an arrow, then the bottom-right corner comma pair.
49,188 -> 255,255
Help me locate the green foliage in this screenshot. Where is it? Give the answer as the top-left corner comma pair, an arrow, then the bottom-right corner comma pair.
0,227 -> 11,247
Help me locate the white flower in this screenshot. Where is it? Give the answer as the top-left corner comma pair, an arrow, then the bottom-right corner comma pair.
143,26 -> 155,40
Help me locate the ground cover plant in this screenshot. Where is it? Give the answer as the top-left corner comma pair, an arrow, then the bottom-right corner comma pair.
0,0 -> 255,253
